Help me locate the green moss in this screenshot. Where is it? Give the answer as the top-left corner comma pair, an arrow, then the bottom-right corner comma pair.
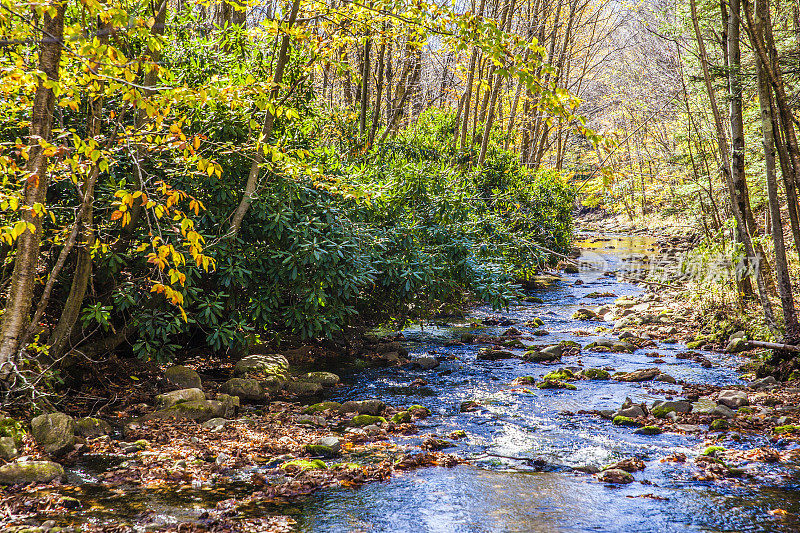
525,318 -> 544,327
581,368 -> 610,380
612,416 -> 643,427
636,425 -> 663,435
408,405 -> 431,418
350,415 -> 386,427
303,401 -> 342,414
710,419 -> 729,431
651,406 -> 675,419
281,459 -> 327,471
686,340 -> 706,349
391,411 -> 412,424
0,418 -> 25,447
536,379 -> 576,390
772,425 -> 800,435
304,444 -> 339,457
737,407 -> 754,414
449,430 -> 467,439
332,462 -> 361,470
702,446 -> 726,457
542,368 -> 575,381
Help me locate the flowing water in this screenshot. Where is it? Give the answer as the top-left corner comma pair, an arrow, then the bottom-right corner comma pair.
59,235 -> 800,531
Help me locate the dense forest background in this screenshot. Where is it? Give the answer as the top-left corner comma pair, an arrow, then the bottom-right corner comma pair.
1,0 -> 799,399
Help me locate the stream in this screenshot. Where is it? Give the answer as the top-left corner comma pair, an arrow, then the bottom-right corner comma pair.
62,234 -> 800,531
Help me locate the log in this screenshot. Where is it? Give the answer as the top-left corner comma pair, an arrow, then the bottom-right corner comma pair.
745,340 -> 800,352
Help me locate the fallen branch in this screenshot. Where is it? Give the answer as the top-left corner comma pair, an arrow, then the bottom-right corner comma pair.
745,340 -> 800,352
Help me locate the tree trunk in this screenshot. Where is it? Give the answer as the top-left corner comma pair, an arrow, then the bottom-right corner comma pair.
0,1 -> 66,378
368,35 -> 386,147
228,0 -> 301,239
358,36 -> 371,138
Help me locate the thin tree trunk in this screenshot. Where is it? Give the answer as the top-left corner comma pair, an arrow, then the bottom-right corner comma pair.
228,0 -> 301,239
358,35 -> 371,137
368,34 -> 386,147
0,1 -> 66,377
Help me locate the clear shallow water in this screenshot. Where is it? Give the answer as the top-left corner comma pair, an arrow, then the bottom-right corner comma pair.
54,234 -> 800,532
297,234 -> 800,532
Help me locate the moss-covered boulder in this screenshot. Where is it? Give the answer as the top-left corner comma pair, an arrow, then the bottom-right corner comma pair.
350,415 -> 386,427
408,405 -> 431,419
536,379 -> 576,390
773,425 -> 800,435
75,417 -> 112,438
340,399 -> 385,416
543,368 -> 576,381
525,317 -> 545,328
512,376 -> 537,385
572,308 -> 600,320
612,416 -> 643,427
391,410 -> 412,424
477,348 -> 517,360
283,381 -> 323,397
147,395 -> 238,423
0,459 -> 64,484
220,378 -> 266,402
155,388 -> 205,409
581,368 -> 610,380
164,365 -> 202,390
281,459 -> 327,472
31,413 -> 75,455
233,354 -> 289,379
613,368 -> 660,382
634,426 -> 663,435
303,401 -> 342,414
597,468 -> 634,484
302,372 -> 340,386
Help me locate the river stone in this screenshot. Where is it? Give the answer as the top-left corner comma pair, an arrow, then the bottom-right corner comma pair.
412,357 -> 440,370
654,373 -> 677,384
477,348 -> 517,360
614,368 -> 660,382
615,405 -> 646,418
31,413 -> 75,455
164,365 -> 202,390
310,436 -> 341,456
725,338 -> 747,353
748,376 -> 778,390
651,400 -> 692,415
283,381 -> 323,397
201,418 -> 229,430
156,388 -> 205,409
0,437 -> 19,460
302,371 -> 341,386
729,330 -> 747,341
0,459 -> 64,485
597,468 -> 634,484
340,399 -> 385,416
541,344 -> 563,358
148,395 -> 238,423
572,308 -> 599,320
75,417 -> 112,438
717,390 -> 749,409
233,354 -> 289,379
220,378 -> 266,402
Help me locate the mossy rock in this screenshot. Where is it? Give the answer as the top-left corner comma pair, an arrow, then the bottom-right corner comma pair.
523,296 -> 544,304
525,318 -> 545,328
304,444 -> 340,457
233,354 -> 289,379
710,419 -> 729,431
0,460 -> 65,484
31,413 -> 75,455
634,426 -> 663,435
449,430 -> 468,439
350,415 -> 386,427
75,417 -> 112,438
332,462 -> 361,470
702,446 -> 726,457
302,372 -> 340,386
512,376 -> 537,385
612,416 -> 643,427
391,411 -> 412,424
408,405 -> 431,418
581,368 -> 610,380
281,459 -> 327,471
542,368 -> 575,382
303,401 -> 342,414
164,365 -> 202,390
536,379 -> 576,390
773,425 -> 800,435
650,406 -> 675,419
686,340 -> 706,350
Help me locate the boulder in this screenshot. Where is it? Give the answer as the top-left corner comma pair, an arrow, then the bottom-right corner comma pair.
302,371 -> 341,386
155,388 -> 205,409
412,357 -> 440,370
597,468 -> 634,484
613,368 -> 660,382
477,348 -> 517,360
725,338 -> 747,353
0,437 -> 19,460
654,373 -> 677,384
717,390 -> 749,409
31,413 -> 75,455
305,436 -> 341,457
303,401 -> 342,414
164,365 -> 202,390
148,395 -> 238,423
748,376 -> 778,390
233,354 -> 289,379
201,418 -> 229,430
581,368 -> 610,380
220,378 -> 266,402
572,308 -> 599,320
340,399 -> 385,416
75,417 -> 112,438
349,414 -> 386,427
283,381 -> 323,397
615,405 -> 646,418
0,459 -> 64,485
650,400 -> 692,417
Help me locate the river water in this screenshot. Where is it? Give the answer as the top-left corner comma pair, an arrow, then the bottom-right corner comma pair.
293,234 -> 800,532
59,234 -> 800,532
